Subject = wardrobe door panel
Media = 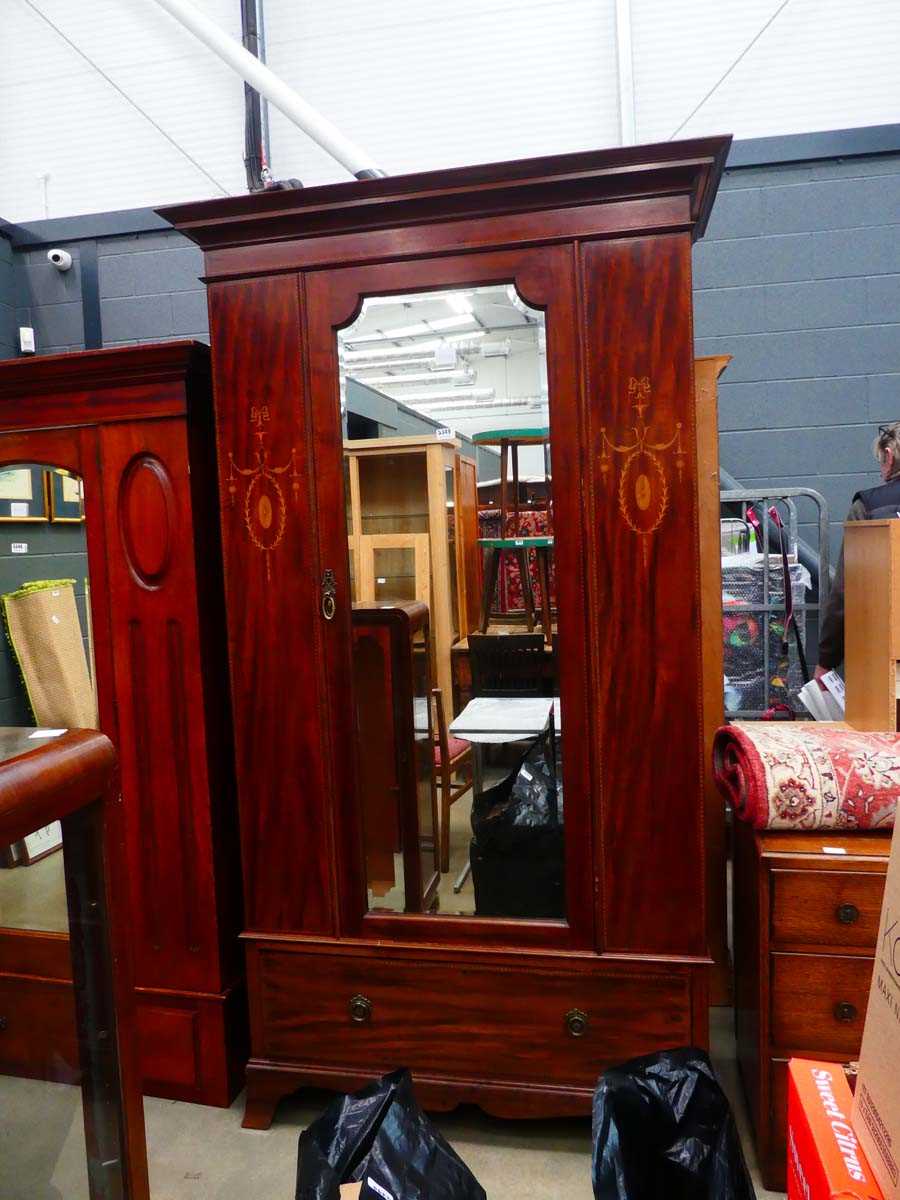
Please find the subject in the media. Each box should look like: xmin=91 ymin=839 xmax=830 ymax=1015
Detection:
xmin=581 ymin=233 xmax=706 ymax=958
xmin=207 ymin=276 xmax=335 ymax=935
xmin=99 ymin=419 xmax=222 ymax=991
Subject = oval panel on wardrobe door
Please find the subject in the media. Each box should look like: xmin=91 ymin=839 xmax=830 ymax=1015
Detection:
xmin=119 ymin=454 xmax=177 ymax=588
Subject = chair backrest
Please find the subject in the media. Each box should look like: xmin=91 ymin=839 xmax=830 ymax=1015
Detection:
xmin=431 ymin=687 xmax=449 ymax=761
xmin=468 ymin=633 xmax=545 ymax=697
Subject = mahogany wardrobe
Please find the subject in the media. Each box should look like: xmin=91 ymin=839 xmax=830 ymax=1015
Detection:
xmin=162 ymin=135 xmax=731 ymax=1127
xmin=0 ymin=343 xmax=244 ymax=1106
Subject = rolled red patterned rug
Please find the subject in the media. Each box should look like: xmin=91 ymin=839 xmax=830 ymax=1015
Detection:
xmin=712 ymin=722 xmax=900 ymax=830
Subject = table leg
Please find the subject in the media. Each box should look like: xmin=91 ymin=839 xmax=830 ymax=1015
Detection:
xmin=512 ymin=444 xmax=520 ymax=537
xmin=62 ymin=802 xmax=147 ymax=1200
xmin=453 ymin=745 xmax=482 ymax=894
xmin=516 ymin=547 xmax=535 ymax=632
xmin=537 ymin=546 xmax=552 ymax=644
xmin=499 ymin=440 xmax=509 ymax=535
xmin=480 ymin=546 xmax=501 ymax=633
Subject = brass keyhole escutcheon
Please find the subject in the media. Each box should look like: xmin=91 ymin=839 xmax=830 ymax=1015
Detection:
xmin=565 ymin=1008 xmax=588 ymax=1038
xmin=834 ymin=1001 xmax=857 ymax=1023
xmin=836 ymin=903 xmax=859 ymax=925
xmin=349 ymin=994 xmax=372 ymax=1024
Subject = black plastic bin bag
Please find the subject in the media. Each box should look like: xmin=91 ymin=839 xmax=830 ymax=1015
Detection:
xmin=591 ymin=1047 xmax=755 ymax=1200
xmin=296 ymin=1068 xmax=486 ymax=1200
xmin=469 ymin=730 xmax=564 ymax=918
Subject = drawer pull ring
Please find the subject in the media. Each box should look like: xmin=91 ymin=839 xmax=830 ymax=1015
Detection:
xmin=565 ymin=1008 xmax=588 ymax=1038
xmin=834 ymin=1001 xmax=858 ymax=1023
xmin=349 ymin=994 xmax=372 ymax=1024
xmin=836 ymin=903 xmax=860 ymax=925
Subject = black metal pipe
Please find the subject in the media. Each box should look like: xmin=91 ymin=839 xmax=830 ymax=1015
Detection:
xmin=240 ymin=0 xmax=269 ymax=191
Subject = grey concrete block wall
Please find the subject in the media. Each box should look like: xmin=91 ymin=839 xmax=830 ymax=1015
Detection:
xmin=14 ymin=243 xmax=86 ymax=354
xmin=0 ymin=235 xmax=15 ymax=360
xmin=694 ymin=150 xmax=900 ymax=562
xmin=98 ymin=230 xmax=207 ymax=348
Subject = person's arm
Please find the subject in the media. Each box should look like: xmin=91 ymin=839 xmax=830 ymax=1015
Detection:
xmin=816 ymin=497 xmax=867 ymax=680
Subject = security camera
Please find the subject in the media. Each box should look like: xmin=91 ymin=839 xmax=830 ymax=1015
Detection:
xmin=47 ymin=248 xmax=73 ymax=272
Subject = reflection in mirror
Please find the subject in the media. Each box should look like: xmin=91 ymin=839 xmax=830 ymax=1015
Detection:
xmin=339 ymin=285 xmax=561 ymax=920
xmin=0 ymin=466 xmax=95 ymax=936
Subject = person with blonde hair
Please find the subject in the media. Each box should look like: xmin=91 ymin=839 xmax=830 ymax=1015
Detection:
xmin=816 ymin=421 xmax=900 ymax=685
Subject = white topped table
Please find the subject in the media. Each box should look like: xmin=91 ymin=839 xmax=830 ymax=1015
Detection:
xmin=449 ymin=696 xmax=554 ymax=743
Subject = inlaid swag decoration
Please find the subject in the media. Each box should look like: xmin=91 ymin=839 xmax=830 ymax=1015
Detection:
xmin=226 ymin=403 xmax=301 ymax=580
xmin=600 ymin=376 xmax=685 ymax=564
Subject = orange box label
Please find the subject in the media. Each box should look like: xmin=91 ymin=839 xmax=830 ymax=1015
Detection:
xmin=788 ymin=1059 xmax=882 ymax=1200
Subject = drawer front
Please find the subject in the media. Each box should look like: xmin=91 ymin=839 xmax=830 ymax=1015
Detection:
xmin=0 ymin=976 xmax=78 ymax=1082
xmin=255 ymin=948 xmax=693 ymax=1088
xmin=772 ymin=870 xmax=885 ymax=951
xmin=771 ymin=953 xmax=872 ymax=1056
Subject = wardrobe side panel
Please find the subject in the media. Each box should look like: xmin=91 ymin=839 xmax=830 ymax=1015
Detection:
xmin=581 ymin=233 xmax=706 ymax=958
xmin=207 ymin=276 xmax=334 ymax=935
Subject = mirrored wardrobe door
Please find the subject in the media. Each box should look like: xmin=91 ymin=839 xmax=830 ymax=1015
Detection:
xmin=298 ymin=235 xmax=601 ymax=946
xmin=0 ymin=465 xmax=96 ymax=939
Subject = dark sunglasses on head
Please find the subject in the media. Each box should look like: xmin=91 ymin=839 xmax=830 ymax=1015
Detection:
xmin=878 ymin=424 xmax=896 ymax=445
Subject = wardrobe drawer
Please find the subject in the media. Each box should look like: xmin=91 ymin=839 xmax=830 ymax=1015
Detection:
xmin=771 ymin=953 xmax=872 ymax=1056
xmin=254 ymin=947 xmax=692 ymax=1088
xmin=771 ymin=870 xmax=885 ymax=951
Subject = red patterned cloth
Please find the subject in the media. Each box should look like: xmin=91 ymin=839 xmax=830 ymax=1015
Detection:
xmin=478 ymin=508 xmax=555 ymax=613
xmin=713 ymin=723 xmax=899 ymax=830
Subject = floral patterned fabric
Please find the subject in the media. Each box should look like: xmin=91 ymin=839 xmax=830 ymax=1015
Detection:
xmin=478 ymin=508 xmax=555 ymax=613
xmin=713 ymin=723 xmax=899 ymax=830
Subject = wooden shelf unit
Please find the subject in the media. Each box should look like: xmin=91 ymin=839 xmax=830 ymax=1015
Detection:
xmin=845 ymin=519 xmax=900 ymax=731
xmin=345 ymin=436 xmax=479 ymax=713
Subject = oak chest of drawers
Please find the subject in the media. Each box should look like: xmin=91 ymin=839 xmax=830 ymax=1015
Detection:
xmin=734 ymin=822 xmax=891 ymax=1191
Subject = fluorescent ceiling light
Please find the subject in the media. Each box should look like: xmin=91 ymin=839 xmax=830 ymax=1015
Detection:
xmin=443 ymin=330 xmax=485 ymax=345
xmin=445 ymin=293 xmax=473 ymax=314
xmin=400 ymin=387 xmax=494 ymax=404
xmin=414 ymin=398 xmax=532 ymax=411
xmin=346 ymin=314 xmax=473 ymax=343
xmin=348 ymin=321 xmax=431 ymax=343
xmin=357 ymin=370 xmax=473 ymax=386
xmin=428 ymin=314 xmax=475 ymax=331
xmin=340 ymin=330 xmax=485 ymax=360
xmin=345 ymin=356 xmax=437 ymax=372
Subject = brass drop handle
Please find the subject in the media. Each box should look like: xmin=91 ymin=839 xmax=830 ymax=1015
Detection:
xmin=349 ymin=994 xmax=372 ymax=1024
xmin=321 ymin=569 xmax=337 ymax=621
xmin=565 ymin=1008 xmax=588 ymax=1038
xmin=836 ymin=903 xmax=860 ymax=925
xmin=834 ymin=1001 xmax=858 ymax=1023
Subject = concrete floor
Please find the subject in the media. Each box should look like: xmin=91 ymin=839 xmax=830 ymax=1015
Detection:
xmin=0 ymin=1007 xmax=781 ymax=1200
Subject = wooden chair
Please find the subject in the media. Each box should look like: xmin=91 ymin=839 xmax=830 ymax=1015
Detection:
xmin=432 ymin=687 xmax=475 ymax=873
xmin=468 ymin=632 xmax=546 ymax=697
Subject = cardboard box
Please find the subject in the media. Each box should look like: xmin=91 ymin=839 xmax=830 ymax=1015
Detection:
xmin=853 ymin=823 xmax=900 ymax=1200
xmin=788 ymin=1058 xmax=882 ymax=1200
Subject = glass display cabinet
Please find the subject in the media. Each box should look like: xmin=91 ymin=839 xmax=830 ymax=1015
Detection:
xmin=161 ymin=135 xmax=730 ymax=1129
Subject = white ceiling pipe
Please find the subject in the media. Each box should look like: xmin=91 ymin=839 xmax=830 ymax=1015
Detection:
xmin=147 ymin=0 xmax=385 ymax=180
